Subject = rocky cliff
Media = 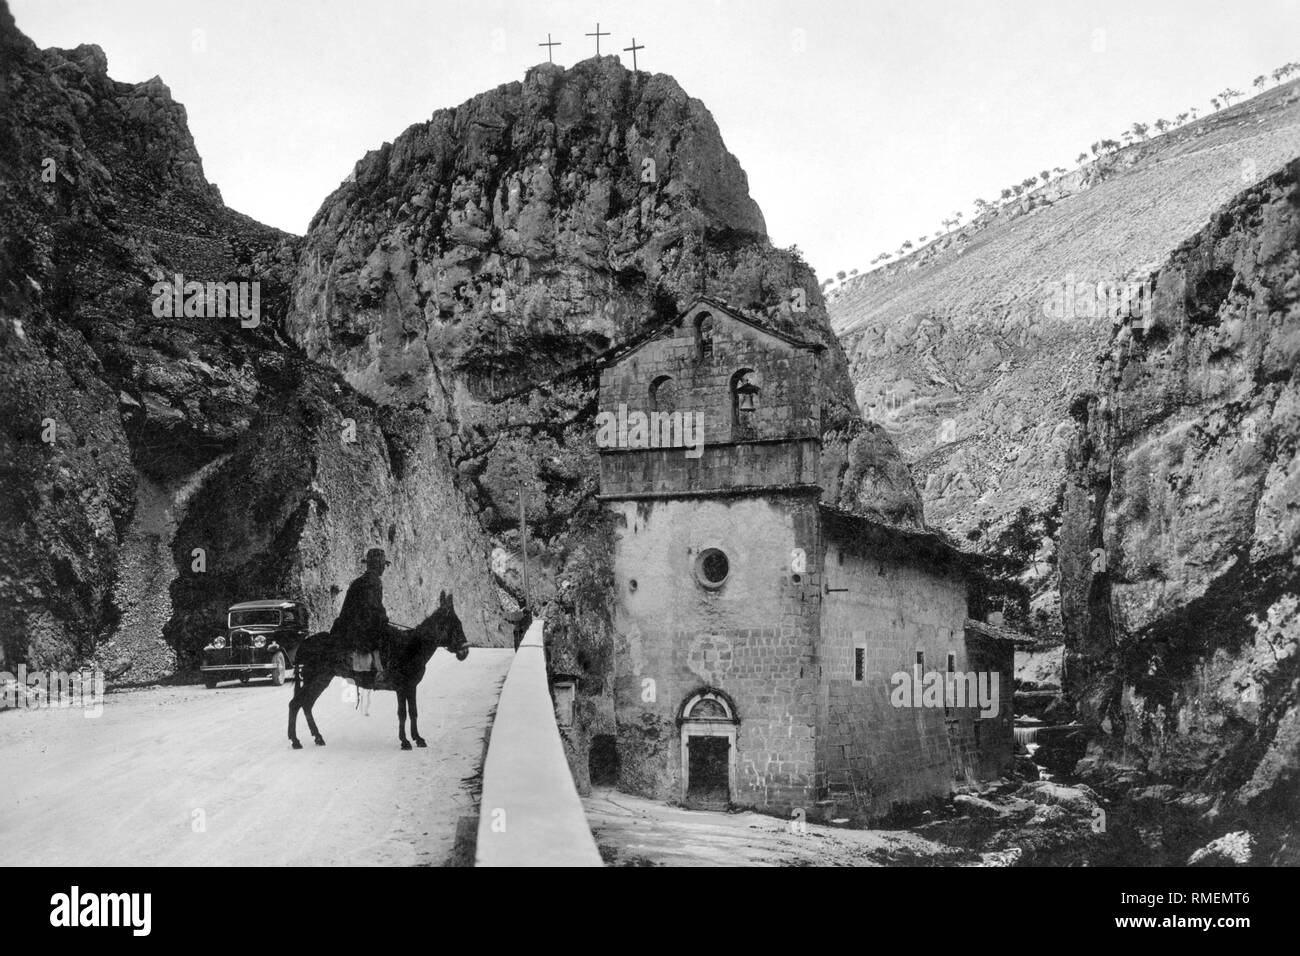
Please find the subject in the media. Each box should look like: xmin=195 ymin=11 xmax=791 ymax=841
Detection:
xmin=828 ymin=82 xmax=1300 ymax=636
xmin=1 ymin=8 xmax=921 ymax=688
xmin=284 ymin=56 xmax=926 ymax=632
xmin=0 ymin=1 xmax=507 ymax=683
xmin=1060 ymin=159 xmax=1300 ymax=864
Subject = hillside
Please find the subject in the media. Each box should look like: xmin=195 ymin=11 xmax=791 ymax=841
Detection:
xmin=826 ymin=79 xmax=1300 ymax=631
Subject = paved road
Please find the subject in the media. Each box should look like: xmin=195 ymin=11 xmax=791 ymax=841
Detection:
xmin=0 ymin=648 xmax=512 ymax=866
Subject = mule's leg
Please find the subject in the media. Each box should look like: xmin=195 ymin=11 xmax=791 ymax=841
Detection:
xmin=397 ymin=690 xmax=411 ymax=750
xmin=302 ymin=673 xmax=333 ymax=746
xmin=409 ymin=684 xmax=426 ymax=748
xmin=288 ymin=682 xmax=303 ymax=749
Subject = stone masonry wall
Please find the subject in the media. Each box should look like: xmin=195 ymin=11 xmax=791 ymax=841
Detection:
xmin=599 ymin=440 xmax=819 ymax=497
xmin=817 ymin=536 xmax=970 ymax=814
xmin=599 ymin=302 xmax=823 ymax=448
xmin=609 ymin=493 xmax=822 ymax=809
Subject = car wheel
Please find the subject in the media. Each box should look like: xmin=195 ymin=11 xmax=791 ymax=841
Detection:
xmin=204 ymin=674 xmax=219 ymax=689
xmin=269 ymin=652 xmax=286 ymax=686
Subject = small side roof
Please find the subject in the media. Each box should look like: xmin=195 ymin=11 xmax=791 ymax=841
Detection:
xmin=964 ymin=618 xmax=1037 ymax=646
xmin=818 ymin=503 xmax=985 ymax=575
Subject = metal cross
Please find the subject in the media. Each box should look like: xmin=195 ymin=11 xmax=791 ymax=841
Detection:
xmin=586 ymin=22 xmax=610 ymax=56
xmin=623 ymin=37 xmax=645 ymax=71
xmin=538 ymin=33 xmax=561 ymax=63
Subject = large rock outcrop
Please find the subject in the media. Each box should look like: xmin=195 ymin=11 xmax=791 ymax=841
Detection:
xmin=1060 ymin=159 xmax=1300 ymax=862
xmin=285 ymin=56 xmax=927 ymax=617
xmin=1 ymin=8 xmax=920 ymax=686
xmin=0 ymin=2 xmax=507 ymax=683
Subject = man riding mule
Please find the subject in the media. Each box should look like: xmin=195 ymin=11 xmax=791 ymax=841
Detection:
xmin=332 ymin=547 xmax=393 ymax=683
xmin=289 ymin=589 xmax=470 ymax=749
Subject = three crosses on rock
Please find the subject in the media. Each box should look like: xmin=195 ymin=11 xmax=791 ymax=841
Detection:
xmin=538 ymin=24 xmax=645 ymax=70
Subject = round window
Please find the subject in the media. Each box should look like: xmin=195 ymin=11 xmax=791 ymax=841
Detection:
xmin=695 ymin=548 xmax=730 ymax=588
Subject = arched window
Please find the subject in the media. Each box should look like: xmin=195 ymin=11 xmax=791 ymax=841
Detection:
xmin=730 ymin=368 xmax=759 ymax=429
xmin=649 ymin=375 xmax=676 ymax=411
xmin=679 ymin=690 xmax=737 ymax=723
xmin=695 ymin=312 xmax=714 ymax=360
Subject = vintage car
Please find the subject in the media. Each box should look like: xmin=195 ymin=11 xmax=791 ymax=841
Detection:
xmin=201 ymin=599 xmax=308 ymax=688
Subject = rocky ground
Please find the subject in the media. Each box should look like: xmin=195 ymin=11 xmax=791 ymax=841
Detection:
xmin=585 ymin=779 xmax=1116 ymax=867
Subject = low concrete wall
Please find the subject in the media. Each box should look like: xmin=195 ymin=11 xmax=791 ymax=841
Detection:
xmin=475 ymin=619 xmax=603 ymax=867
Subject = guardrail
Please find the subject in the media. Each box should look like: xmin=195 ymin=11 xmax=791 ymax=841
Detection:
xmin=475 ymin=618 xmax=603 ymax=866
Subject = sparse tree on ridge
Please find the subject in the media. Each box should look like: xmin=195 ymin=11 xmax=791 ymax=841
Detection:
xmin=1175 ymin=112 xmax=1189 ymax=125
xmin=1153 ymin=118 xmax=1169 ymax=134
xmin=1254 ymin=75 xmax=1268 ymax=91
xmin=836 ymin=270 xmax=846 ymax=280
xmin=1210 ymin=98 xmax=1221 ymax=111
xmin=1077 ymin=152 xmax=1088 ymax=165
xmin=1190 ymin=106 xmax=1199 ymax=120
xmin=1001 ymin=187 xmax=1013 ymax=201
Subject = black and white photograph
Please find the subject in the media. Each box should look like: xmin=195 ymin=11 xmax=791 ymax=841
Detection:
xmin=1 ymin=0 xmax=1297 ymax=914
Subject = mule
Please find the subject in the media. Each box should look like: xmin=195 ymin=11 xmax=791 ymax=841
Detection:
xmin=288 ymin=590 xmax=470 ymax=750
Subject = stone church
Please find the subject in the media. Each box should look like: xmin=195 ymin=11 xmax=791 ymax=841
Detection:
xmin=595 ymin=297 xmax=1021 ymax=817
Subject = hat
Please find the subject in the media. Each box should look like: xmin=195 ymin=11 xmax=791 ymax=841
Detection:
xmin=364 ymin=548 xmax=391 ymax=567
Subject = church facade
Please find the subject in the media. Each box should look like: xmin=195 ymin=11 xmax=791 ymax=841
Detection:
xmin=595 ymin=298 xmax=1017 ymax=817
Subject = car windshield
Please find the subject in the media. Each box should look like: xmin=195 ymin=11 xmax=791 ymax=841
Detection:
xmin=229 ymin=608 xmax=281 ymax=628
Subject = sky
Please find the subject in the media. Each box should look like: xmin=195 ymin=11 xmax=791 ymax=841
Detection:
xmin=12 ymin=0 xmax=1299 ymax=282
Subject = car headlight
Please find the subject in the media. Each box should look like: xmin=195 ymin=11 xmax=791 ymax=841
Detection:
xmin=211 ymin=635 xmax=226 ymax=649
xmin=252 ymin=634 xmax=266 ymax=648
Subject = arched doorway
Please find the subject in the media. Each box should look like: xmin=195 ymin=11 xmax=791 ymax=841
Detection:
xmin=678 ymin=689 xmax=738 ymax=808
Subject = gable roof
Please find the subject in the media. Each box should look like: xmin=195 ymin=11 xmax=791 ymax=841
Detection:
xmin=690 ymin=297 xmax=827 ymax=352
xmin=602 ymin=297 xmax=825 ymax=368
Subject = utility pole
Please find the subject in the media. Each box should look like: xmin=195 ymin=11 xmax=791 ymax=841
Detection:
xmin=518 ymin=485 xmax=530 ymax=611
